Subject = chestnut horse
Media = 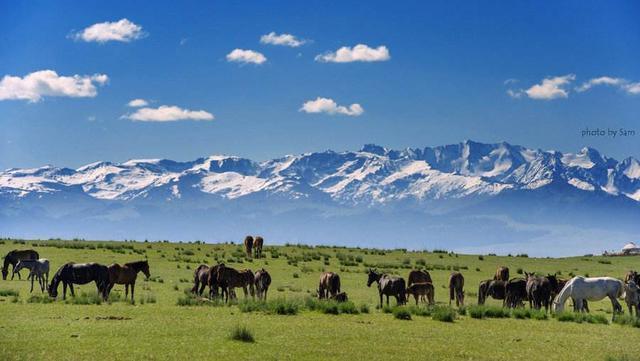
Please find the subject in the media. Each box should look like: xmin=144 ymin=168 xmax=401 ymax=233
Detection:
xmin=107 ymin=260 xmax=151 ymax=301
xmin=406 ymin=282 xmax=435 ymax=305
xmin=254 ymin=268 xmax=271 ymax=300
xmin=494 ymin=266 xmax=510 ymax=282
xmin=243 ymin=236 xmax=254 ymax=258
xmin=3 ymin=249 xmax=39 ymax=280
xmin=449 ymin=272 xmax=465 ymax=306
xmin=317 ymin=272 xmax=341 ymax=299
xmin=191 ymin=264 xmax=210 ymax=296
xmin=253 ymin=236 xmax=264 ymax=259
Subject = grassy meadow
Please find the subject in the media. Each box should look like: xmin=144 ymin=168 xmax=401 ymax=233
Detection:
xmin=0 ymin=238 xmax=639 ymax=361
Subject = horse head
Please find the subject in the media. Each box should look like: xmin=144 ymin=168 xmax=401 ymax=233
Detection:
xmin=366 ymin=269 xmax=380 ymax=287
xmin=141 ymin=261 xmax=151 ymax=279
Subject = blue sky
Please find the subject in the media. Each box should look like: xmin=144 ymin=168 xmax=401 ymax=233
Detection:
xmin=1 ymin=1 xmax=639 ymax=169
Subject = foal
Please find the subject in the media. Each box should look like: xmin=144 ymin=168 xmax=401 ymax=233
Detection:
xmin=14 ymin=259 xmax=50 ymax=293
xmin=107 ymin=260 xmax=151 ymax=301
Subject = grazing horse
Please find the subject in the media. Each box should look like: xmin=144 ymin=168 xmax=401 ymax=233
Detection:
xmin=253 ymin=236 xmax=264 ymax=259
xmin=525 ymin=272 xmax=552 ymax=311
xmin=206 ymin=264 xmax=223 ymax=298
xmin=478 ymin=279 xmax=505 ymax=305
xmin=254 ymin=268 xmax=271 ymax=301
xmin=553 ymin=276 xmax=624 ymax=316
xmin=48 ymin=262 xmax=110 ymax=300
xmin=407 ymin=269 xmax=432 ymax=287
xmin=3 ymin=249 xmax=39 ymax=280
xmin=449 ymin=272 xmax=465 ymax=307
xmin=317 ymin=272 xmax=341 ymax=299
xmin=243 ymin=236 xmax=254 ymax=258
xmin=624 ymin=281 xmax=640 ymax=316
xmin=191 ymin=264 xmax=210 ymax=296
xmin=14 ymin=259 xmax=50 ymax=293
xmin=505 ymin=278 xmax=527 ymax=308
xmin=406 ymin=282 xmax=435 ymax=305
xmin=107 ymin=260 xmax=150 ymax=301
xmin=216 ymin=264 xmax=254 ymax=302
xmin=366 ymin=269 xmax=406 ymax=306
xmin=494 ymin=266 xmax=510 ymax=282
xmin=331 ymin=292 xmax=348 ymax=302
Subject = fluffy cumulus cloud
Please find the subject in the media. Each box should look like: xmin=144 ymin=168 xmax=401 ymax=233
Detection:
xmin=300 ymin=97 xmax=364 ymax=116
xmin=226 ymin=49 xmax=267 ymax=65
xmin=124 ymin=105 xmax=214 ymax=122
xmin=260 ymin=32 xmax=306 ymax=47
xmin=315 ymin=44 xmax=390 ymax=63
xmin=72 ymin=19 xmax=145 ymax=43
xmin=507 ymin=74 xmax=575 ymax=100
xmin=576 ymin=76 xmax=640 ymax=95
xmin=127 ymin=98 xmax=148 ymax=107
xmin=0 ymin=70 xmax=108 ymax=102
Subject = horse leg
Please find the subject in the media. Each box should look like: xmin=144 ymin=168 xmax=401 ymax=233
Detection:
xmin=29 ymin=274 xmax=34 ymax=293
xmin=386 ymin=295 xmax=390 ymax=306
xmin=62 ymin=283 xmax=67 ymax=300
xmin=130 ymin=283 xmax=135 ymax=301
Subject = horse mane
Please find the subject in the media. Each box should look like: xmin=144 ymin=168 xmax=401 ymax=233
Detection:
xmin=125 ymin=260 xmax=148 ymax=270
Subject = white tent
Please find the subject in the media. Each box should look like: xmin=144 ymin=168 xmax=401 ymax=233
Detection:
xmin=622 ymin=242 xmax=640 ymax=255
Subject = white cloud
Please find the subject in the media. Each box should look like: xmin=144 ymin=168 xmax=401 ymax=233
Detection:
xmin=300 ymin=97 xmax=364 ymax=116
xmin=124 ymin=105 xmax=214 ymax=122
xmin=315 ymin=44 xmax=390 ymax=63
xmin=226 ymin=49 xmax=267 ymax=65
xmin=260 ymin=32 xmax=306 ymax=47
xmin=72 ymin=19 xmax=145 ymax=43
xmin=0 ymin=70 xmax=108 ymax=102
xmin=577 ymin=76 xmax=640 ymax=95
xmin=506 ymin=89 xmax=523 ymax=99
xmin=524 ymin=74 xmax=575 ymax=100
xmin=127 ymin=98 xmax=148 ymax=107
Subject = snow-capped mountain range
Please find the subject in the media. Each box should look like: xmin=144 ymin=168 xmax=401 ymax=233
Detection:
xmin=2 ymin=140 xmax=639 ymax=256
xmin=2 ymin=140 xmax=639 ymax=203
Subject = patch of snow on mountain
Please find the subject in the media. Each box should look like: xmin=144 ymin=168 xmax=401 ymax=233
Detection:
xmin=568 ymin=178 xmax=595 ymax=191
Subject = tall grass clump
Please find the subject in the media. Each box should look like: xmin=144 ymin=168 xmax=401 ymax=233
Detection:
xmin=66 ymin=292 xmax=103 ymax=305
xmin=511 ymin=308 xmax=548 ymax=320
xmin=556 ymin=312 xmax=608 ymax=325
xmin=431 ymin=306 xmax=457 ymax=322
xmin=612 ymin=314 xmax=640 ymax=328
xmin=229 ymin=325 xmax=255 ymax=343
xmin=467 ymin=305 xmax=510 ymax=319
xmin=393 ymin=307 xmax=412 ymax=320
xmin=0 ymin=289 xmax=19 ymax=297
xmin=27 ymin=294 xmax=54 ymax=304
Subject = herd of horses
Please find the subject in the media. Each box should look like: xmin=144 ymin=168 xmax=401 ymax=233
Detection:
xmin=2 ymin=249 xmax=150 ymax=301
xmin=3 ymin=246 xmax=640 ymax=318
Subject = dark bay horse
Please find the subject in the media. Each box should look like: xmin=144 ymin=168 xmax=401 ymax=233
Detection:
xmin=367 ymin=269 xmax=406 ymax=306
xmin=243 ymin=236 xmax=254 ymax=258
xmin=206 ymin=264 xmax=223 ymax=298
xmin=254 ymin=268 xmax=271 ymax=301
xmin=449 ymin=272 xmax=465 ymax=306
xmin=407 ymin=269 xmax=432 ymax=287
xmin=317 ymin=272 xmax=341 ymax=299
xmin=505 ymin=278 xmax=527 ymax=308
xmin=48 ymin=262 xmax=110 ymax=300
xmin=3 ymin=249 xmax=39 ymax=280
xmin=191 ymin=264 xmax=210 ymax=296
xmin=253 ymin=236 xmax=264 ymax=259
xmin=478 ymin=279 xmax=506 ymax=305
xmin=216 ymin=264 xmax=254 ymax=302
xmin=525 ymin=272 xmax=552 ymax=311
xmin=107 ymin=260 xmax=150 ymax=301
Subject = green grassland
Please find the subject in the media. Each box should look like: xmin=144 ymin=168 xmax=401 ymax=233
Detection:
xmin=0 ymin=238 xmax=639 ymax=361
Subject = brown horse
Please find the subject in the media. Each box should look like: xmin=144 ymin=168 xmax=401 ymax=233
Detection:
xmin=624 ymin=270 xmax=639 ymax=285
xmin=107 ymin=260 xmax=150 ymax=301
xmin=243 ymin=236 xmax=254 ymax=258
xmin=216 ymin=264 xmax=254 ymax=302
xmin=449 ymin=272 xmax=465 ymax=306
xmin=331 ymin=292 xmax=348 ymax=302
xmin=478 ymin=279 xmax=505 ymax=305
xmin=3 ymin=249 xmax=39 ymax=280
xmin=254 ymin=268 xmax=271 ymax=301
xmin=524 ymin=272 xmax=552 ymax=311
xmin=253 ymin=236 xmax=264 ymax=259
xmin=206 ymin=264 xmax=223 ymax=298
xmin=505 ymin=278 xmax=527 ymax=308
xmin=191 ymin=264 xmax=210 ymax=296
xmin=317 ymin=272 xmax=341 ymax=299
xmin=407 ymin=269 xmax=432 ymax=287
xmin=494 ymin=266 xmax=510 ymax=282
xmin=406 ymin=282 xmax=435 ymax=305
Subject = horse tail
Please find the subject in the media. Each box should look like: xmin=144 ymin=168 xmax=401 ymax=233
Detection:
xmin=449 ymin=283 xmax=454 ymax=301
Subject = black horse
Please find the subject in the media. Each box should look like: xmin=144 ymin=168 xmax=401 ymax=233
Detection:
xmin=48 ymin=262 xmax=110 ymax=300
xmin=478 ymin=279 xmax=506 ymax=305
xmin=367 ymin=269 xmax=406 ymax=306
xmin=2 ymin=249 xmax=39 ymax=280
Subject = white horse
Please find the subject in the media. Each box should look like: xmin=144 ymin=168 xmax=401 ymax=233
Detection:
xmin=14 ymin=259 xmax=50 ymax=293
xmin=552 ymin=276 xmax=624 ymax=315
